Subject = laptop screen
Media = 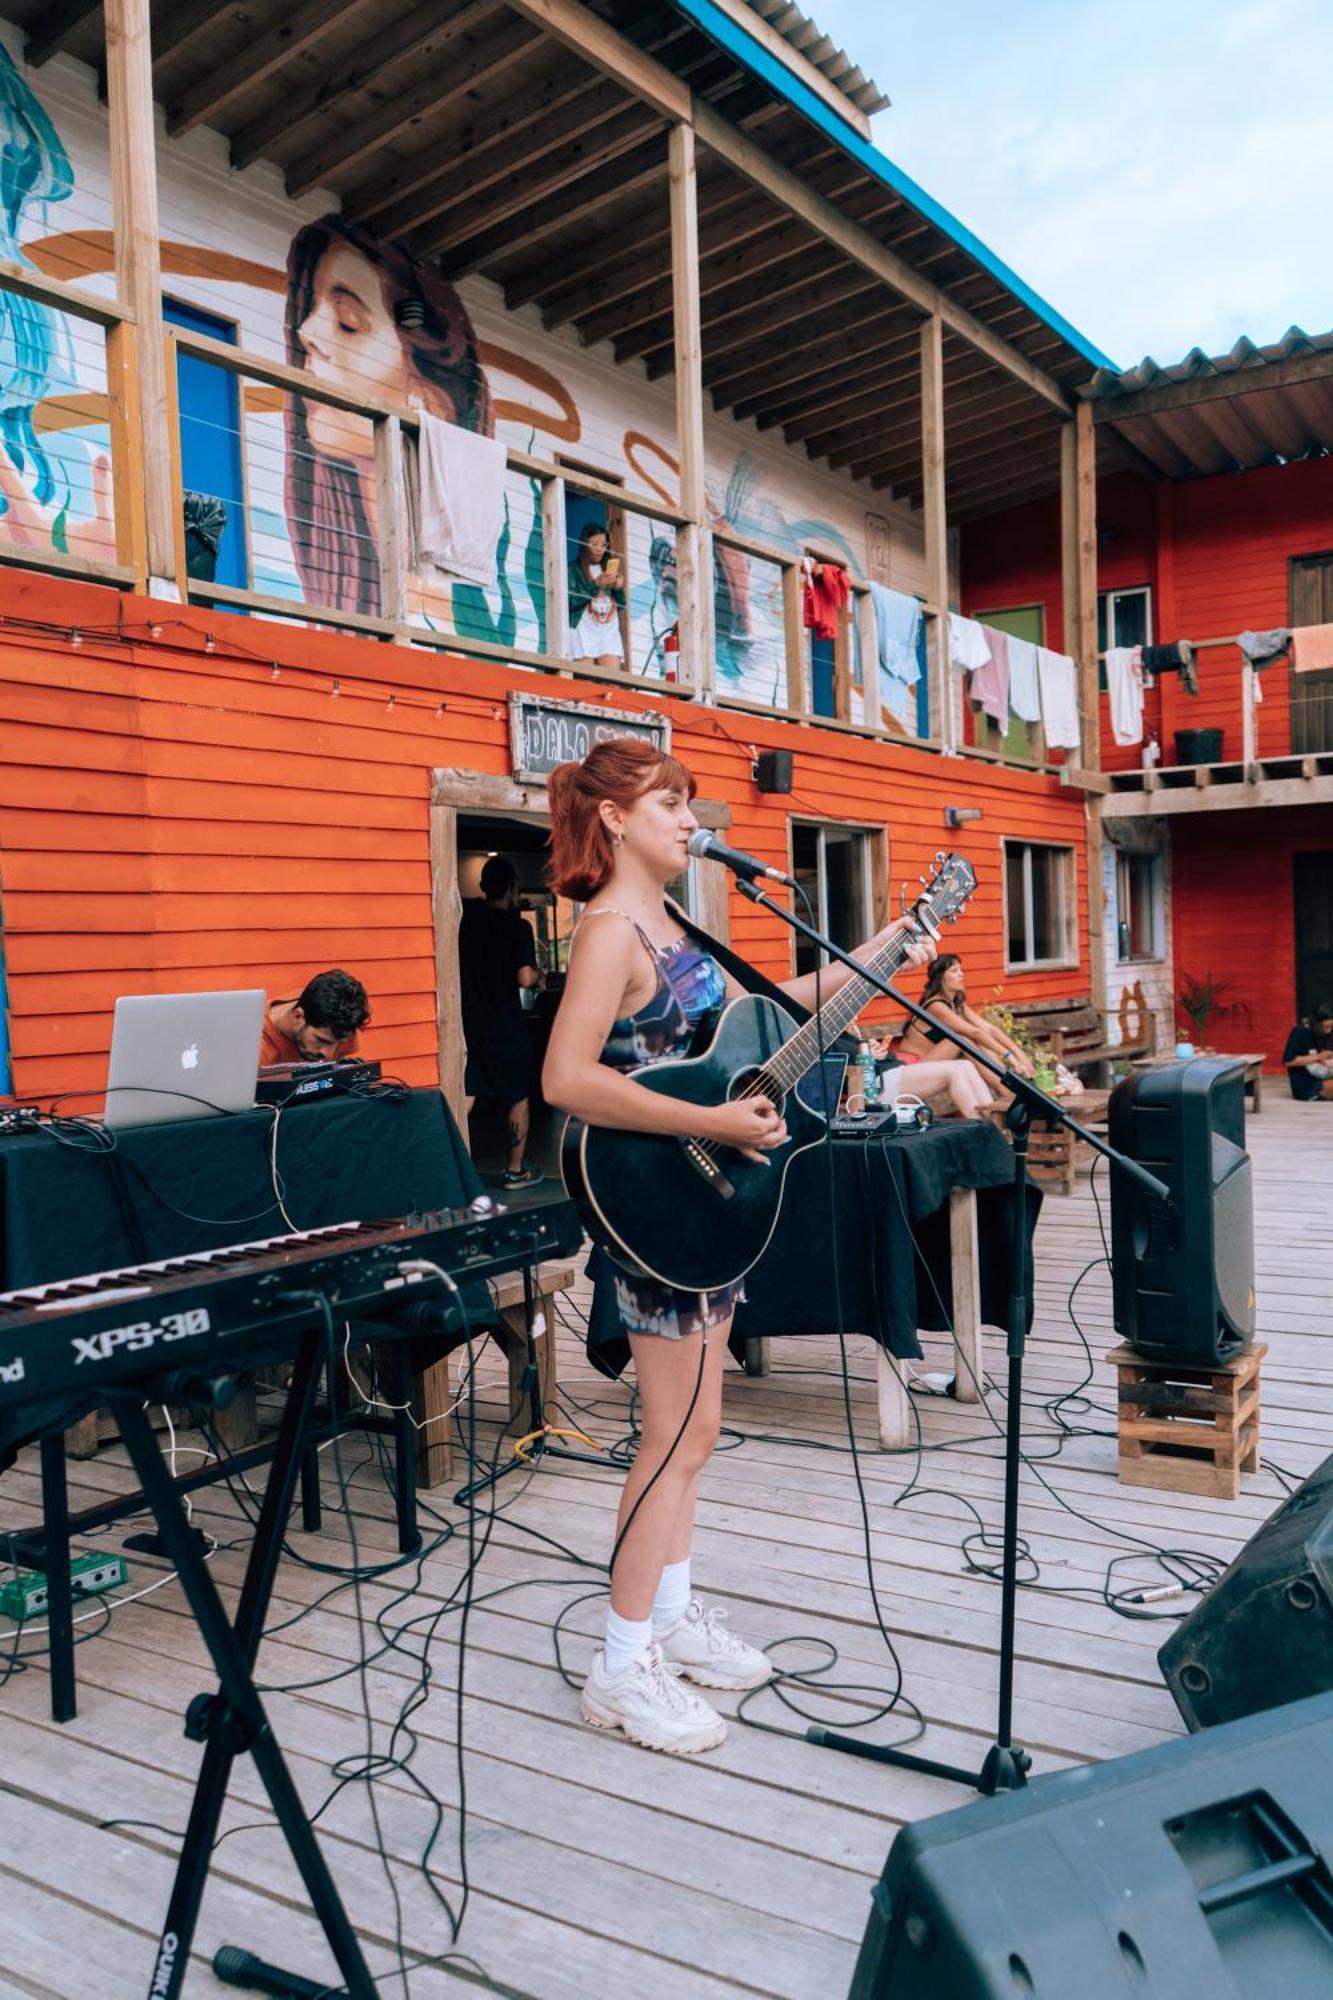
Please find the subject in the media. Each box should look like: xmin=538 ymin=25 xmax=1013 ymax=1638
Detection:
xmin=794 ymin=1049 xmax=848 ymax=1117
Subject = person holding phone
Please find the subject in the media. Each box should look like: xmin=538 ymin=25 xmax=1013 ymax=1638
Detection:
xmin=569 ymin=522 xmax=626 ymax=669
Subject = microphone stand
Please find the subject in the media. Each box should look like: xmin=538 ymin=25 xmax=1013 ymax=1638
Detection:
xmin=735 ymin=875 xmax=1169 ymax=1795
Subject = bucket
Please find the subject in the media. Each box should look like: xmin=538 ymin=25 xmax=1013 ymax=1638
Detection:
xmin=1174 ymin=727 xmax=1223 ymax=765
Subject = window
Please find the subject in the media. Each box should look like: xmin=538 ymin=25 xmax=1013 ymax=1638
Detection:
xmin=1097 ymin=587 xmax=1152 ymax=690
xmin=165 ymin=299 xmax=248 ymax=589
xmin=1116 ymin=850 xmax=1164 ymax=962
xmin=790 ymin=822 xmax=878 ymax=977
xmin=970 ymin=602 xmax=1044 ymax=756
xmin=1004 ymin=840 xmax=1076 ymax=968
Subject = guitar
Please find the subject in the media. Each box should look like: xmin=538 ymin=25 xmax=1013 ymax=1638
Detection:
xmin=561 ymin=851 xmax=978 ymax=1293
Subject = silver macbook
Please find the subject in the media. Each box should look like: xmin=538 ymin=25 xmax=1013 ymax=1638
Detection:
xmin=104 ymin=989 xmax=267 ymax=1129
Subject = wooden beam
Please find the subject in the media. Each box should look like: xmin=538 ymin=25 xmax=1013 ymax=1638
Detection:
xmin=1073 ymin=399 xmax=1099 ymax=771
xmin=920 ymin=317 xmax=951 ymax=748
xmin=626 ymin=240 xmax=848 ymax=364
xmin=505 ymin=0 xmax=691 ymax=123
xmin=440 ymin=136 xmax=666 ymax=277
xmin=540 ymin=474 xmax=569 ymax=658
xmin=692 ymin=101 xmax=1073 ymax=412
xmin=148 ymin=0 xmax=230 ymax=71
xmin=1093 ymin=345 xmax=1333 ymax=424
xmin=27 ymin=0 xmax=102 ymax=68
xmin=715 ymin=300 xmax=915 ymax=405
xmin=287 ymin=13 xmax=537 ymax=200
xmin=0 ymin=257 xmax=131 ymax=327
xmin=650 ymin=268 xmax=882 ymax=379
xmin=229 ymin=0 xmax=488 ymax=171
xmin=702 ymin=0 xmax=875 ymax=139
xmin=373 ymin=415 xmax=407 ymax=630
xmin=104 ymin=318 xmax=147 ymax=587
xmin=575 ymin=209 xmax=821 ymax=349
xmin=106 ymin=0 xmax=178 ymax=593
xmin=670 ymin=123 xmax=711 ymax=697
xmin=166 ymin=0 xmax=369 ymax=137
xmin=842 ymin=408 xmax=1057 ymax=488
xmin=803 ymin=370 xmax=1036 ymax=463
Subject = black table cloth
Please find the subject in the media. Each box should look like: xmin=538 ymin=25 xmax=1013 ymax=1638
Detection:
xmin=734 ymin=1118 xmax=1040 ymax=1361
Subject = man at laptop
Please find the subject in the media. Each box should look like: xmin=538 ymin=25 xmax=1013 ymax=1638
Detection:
xmin=260 ymin=969 xmax=370 ymax=1068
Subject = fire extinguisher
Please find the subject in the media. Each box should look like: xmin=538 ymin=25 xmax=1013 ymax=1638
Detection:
xmin=662 ymin=623 xmax=679 ymax=682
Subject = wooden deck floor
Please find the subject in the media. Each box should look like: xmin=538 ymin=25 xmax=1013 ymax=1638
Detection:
xmin=1 ymin=1097 xmax=1329 ymax=1997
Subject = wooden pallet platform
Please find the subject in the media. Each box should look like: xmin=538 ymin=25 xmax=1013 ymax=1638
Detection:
xmin=1111 ymin=1341 xmax=1266 ymax=1499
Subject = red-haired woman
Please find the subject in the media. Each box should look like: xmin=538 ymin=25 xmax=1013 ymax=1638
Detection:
xmin=543 ymin=739 xmax=928 ymax=1755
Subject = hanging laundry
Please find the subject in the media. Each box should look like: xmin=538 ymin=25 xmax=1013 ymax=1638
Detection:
xmin=802 ymin=561 xmax=852 ymax=640
xmin=868 ymin=583 xmax=922 ymax=729
xmin=413 ymin=410 xmax=506 ymax=590
xmin=1140 ymin=639 xmax=1198 ymax=695
xmin=969 ymin=626 xmax=1010 ymax=725
xmin=1106 ymin=645 xmax=1145 ymax=746
xmin=1006 ymin=636 xmax=1041 ymax=722
xmin=1291 ymin=624 xmax=1333 ymax=673
xmin=948 ymin=612 xmax=992 ymax=673
xmin=1036 ymin=648 xmax=1081 ymax=749
xmin=1238 ymin=628 xmax=1291 ymax=669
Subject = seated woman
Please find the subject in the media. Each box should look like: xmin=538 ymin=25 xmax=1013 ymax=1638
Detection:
xmin=893 ymin=953 xmax=1036 ymax=1082
xmin=1283 ymin=1004 xmax=1333 ymax=1101
xmin=866 ymin=1038 xmax=995 ymax=1119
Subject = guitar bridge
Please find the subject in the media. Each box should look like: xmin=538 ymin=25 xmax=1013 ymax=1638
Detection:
xmin=678 ymin=1137 xmax=735 ymax=1200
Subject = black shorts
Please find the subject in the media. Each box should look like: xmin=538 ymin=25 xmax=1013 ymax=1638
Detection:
xmin=464 ymin=1032 xmax=532 ymax=1108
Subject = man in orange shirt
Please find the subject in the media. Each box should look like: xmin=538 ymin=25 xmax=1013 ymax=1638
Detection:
xmin=260 ymin=969 xmax=370 ymax=1067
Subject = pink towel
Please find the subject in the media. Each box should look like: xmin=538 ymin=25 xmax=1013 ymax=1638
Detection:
xmin=970 ymin=627 xmax=1010 ymax=724
xmin=1292 ymin=624 xmax=1333 ymax=672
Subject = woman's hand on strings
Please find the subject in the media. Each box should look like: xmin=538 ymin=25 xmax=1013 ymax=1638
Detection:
xmin=706 ymin=1094 xmax=788 ymax=1163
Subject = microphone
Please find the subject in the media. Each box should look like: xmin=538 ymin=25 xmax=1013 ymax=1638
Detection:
xmin=212 ymin=1945 xmax=335 ymax=1996
xmin=686 ymin=828 xmax=795 ymax=887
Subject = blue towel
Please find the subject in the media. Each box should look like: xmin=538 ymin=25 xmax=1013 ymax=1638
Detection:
xmin=869 ymin=583 xmax=922 ymax=727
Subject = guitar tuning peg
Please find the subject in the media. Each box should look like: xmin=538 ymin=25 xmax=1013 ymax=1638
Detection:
xmin=935 ymin=850 xmax=947 ymax=864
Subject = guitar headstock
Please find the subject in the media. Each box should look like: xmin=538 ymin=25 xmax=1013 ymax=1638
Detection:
xmin=907 ymin=851 xmax=977 ymax=937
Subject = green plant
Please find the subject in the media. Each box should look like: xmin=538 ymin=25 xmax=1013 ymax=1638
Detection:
xmin=984 ymin=1003 xmax=1049 ymax=1063
xmin=1176 ymin=971 xmax=1252 ymax=1045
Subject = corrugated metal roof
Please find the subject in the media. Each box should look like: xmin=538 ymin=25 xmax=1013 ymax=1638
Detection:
xmin=1088 ymin=326 xmax=1333 ymax=479
xmin=743 ymin=0 xmax=891 ymax=115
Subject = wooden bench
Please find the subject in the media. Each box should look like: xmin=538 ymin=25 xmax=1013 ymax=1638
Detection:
xmin=1005 ymin=979 xmax=1157 ymax=1084
xmin=983 ymin=1087 xmax=1112 ymax=1196
xmin=743 ymin=1187 xmax=985 ymax=1448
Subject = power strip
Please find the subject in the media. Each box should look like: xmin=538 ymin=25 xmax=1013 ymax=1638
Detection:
xmin=0 ymin=1551 xmax=130 ymax=1621
xmin=0 ymin=1107 xmax=42 ymax=1137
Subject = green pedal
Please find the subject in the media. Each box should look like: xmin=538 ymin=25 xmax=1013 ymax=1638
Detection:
xmin=0 ymin=1551 xmax=130 ymax=1621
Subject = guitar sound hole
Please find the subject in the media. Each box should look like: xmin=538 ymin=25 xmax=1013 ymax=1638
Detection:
xmin=726 ymin=1069 xmax=785 ymax=1117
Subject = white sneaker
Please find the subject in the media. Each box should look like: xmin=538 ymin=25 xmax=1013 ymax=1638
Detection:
xmin=581 ymin=1643 xmax=727 ymax=1755
xmin=657 ymin=1599 xmax=772 ymax=1690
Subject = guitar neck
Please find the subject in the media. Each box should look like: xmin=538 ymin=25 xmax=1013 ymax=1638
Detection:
xmin=767 ymin=926 xmax=923 ymax=1091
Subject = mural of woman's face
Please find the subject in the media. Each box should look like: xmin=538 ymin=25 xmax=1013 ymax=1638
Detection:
xmin=296 ymin=243 xmax=411 ymax=450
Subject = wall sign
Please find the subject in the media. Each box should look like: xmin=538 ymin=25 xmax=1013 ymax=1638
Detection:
xmin=508 ymin=693 xmax=671 ymax=785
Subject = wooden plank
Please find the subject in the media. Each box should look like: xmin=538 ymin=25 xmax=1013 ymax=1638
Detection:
xmin=373 ymin=415 xmax=407 ymax=631
xmin=670 ymin=123 xmax=710 ymax=698
xmin=430 ymin=796 xmax=467 ymax=1129
xmin=781 ymin=563 xmax=805 ymax=713
xmin=105 ymin=0 xmax=177 ymax=594
xmin=920 ymin=316 xmax=951 ymax=748
xmin=541 ymin=472 xmax=570 ymax=659
xmin=0 ymin=257 xmax=132 ymax=327
xmin=505 ymin=0 xmax=692 ymax=123
xmin=25 ymin=0 xmax=101 ymax=67
xmin=1095 ymin=345 xmax=1333 ymax=423
xmin=166 ymin=0 xmax=370 ymax=137
xmin=948 ymin=1187 xmax=983 ymax=1403
xmin=702 ymin=0 xmax=875 ymax=139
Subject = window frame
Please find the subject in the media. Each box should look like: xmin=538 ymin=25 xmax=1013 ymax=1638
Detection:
xmin=786 ymin=817 xmax=885 ymax=977
xmin=1114 ymin=848 xmax=1166 ymax=964
xmin=1002 ymin=837 xmax=1079 ymax=972
xmin=1096 ymin=586 xmax=1154 ymax=690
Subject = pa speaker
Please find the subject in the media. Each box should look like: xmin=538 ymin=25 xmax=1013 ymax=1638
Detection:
xmin=1108 ymin=1055 xmax=1255 ymax=1365
xmin=753 ymin=748 xmax=793 ymax=793
xmin=1160 ymin=1453 xmax=1333 ymax=1731
xmin=850 ymin=1692 xmax=1333 ymax=1999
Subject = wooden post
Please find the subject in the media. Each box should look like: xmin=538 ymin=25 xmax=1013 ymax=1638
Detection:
xmin=1062 ymin=401 xmax=1108 ymax=1010
xmin=948 ymin=1187 xmax=983 ymax=1403
xmin=782 ymin=561 xmax=805 ymax=712
xmin=430 ymin=799 xmax=467 ymax=1127
xmin=105 ymin=0 xmax=179 ymax=595
xmin=669 ymin=123 xmax=711 ymax=696
xmin=920 ymin=315 xmax=952 ymax=747
xmin=541 ymin=472 xmax=570 ymax=660
xmin=104 ymin=319 xmax=147 ymax=587
xmin=374 ymin=413 xmax=408 ymax=631
xmin=1241 ymin=658 xmax=1257 ymax=770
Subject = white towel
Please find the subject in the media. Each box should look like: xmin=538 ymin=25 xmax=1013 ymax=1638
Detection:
xmin=1006 ymin=636 xmax=1041 ymax=722
xmin=1036 ymin=647 xmax=1081 ymax=749
xmin=1106 ymin=645 xmax=1144 ymax=746
xmin=414 ymin=410 xmax=506 ymax=591
xmin=948 ymin=612 xmax=991 ymax=672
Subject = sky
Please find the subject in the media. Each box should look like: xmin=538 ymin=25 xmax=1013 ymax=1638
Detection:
xmin=809 ymin=0 xmax=1333 ymax=372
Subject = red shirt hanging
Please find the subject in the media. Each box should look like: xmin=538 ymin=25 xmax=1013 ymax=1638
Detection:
xmin=802 ymin=562 xmax=851 ymax=641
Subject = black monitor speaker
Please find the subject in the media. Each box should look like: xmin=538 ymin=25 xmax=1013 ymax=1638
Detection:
xmin=753 ymin=748 xmax=793 ymax=793
xmin=849 ymin=1692 xmax=1333 ymax=1999
xmin=1160 ymin=1452 xmax=1333 ymax=1731
xmin=1108 ymin=1056 xmax=1255 ymax=1366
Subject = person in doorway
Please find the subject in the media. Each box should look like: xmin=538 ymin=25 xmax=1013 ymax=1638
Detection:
xmin=894 ymin=953 xmax=1036 ymax=1079
xmin=542 ymin=737 xmax=930 ymax=1756
xmin=260 ymin=969 xmax=370 ymax=1066
xmin=1283 ymin=1004 xmax=1333 ymax=1101
xmin=568 ymin=521 xmax=626 ymax=670
xmin=460 ymin=856 xmax=544 ymax=1188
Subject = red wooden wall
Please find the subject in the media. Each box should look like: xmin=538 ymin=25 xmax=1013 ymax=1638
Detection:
xmin=0 ymin=574 xmax=1092 ymax=1103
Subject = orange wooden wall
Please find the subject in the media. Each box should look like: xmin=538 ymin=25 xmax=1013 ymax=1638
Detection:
xmin=0 ymin=573 xmax=1091 ymax=1104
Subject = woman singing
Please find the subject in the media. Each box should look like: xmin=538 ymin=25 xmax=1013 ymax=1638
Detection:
xmin=543 ymin=738 xmax=928 ymax=1755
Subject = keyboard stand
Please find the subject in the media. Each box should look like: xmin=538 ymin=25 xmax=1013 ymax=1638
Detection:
xmin=109 ymin=1324 xmax=375 ymax=2000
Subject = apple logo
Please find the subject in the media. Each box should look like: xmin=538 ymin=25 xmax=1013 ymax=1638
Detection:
xmin=180 ymin=1043 xmax=200 ymax=1071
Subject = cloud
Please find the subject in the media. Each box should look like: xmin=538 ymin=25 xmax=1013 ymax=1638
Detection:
xmin=809 ymin=0 xmax=1333 ymax=367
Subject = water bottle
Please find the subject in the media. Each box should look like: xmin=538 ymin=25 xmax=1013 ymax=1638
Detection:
xmin=854 ymin=1039 xmax=880 ymax=1110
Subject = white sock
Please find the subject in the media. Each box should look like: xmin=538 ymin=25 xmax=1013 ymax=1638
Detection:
xmin=603 ymin=1606 xmax=653 ymax=1678
xmin=651 ymin=1558 xmax=692 ymax=1637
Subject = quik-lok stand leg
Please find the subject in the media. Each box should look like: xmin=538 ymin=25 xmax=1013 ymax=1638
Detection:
xmin=455 ymin=1261 xmax=605 ymax=1505
xmin=110 ymin=1324 xmax=375 ymax=2000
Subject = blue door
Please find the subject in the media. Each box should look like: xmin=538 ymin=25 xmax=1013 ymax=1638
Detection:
xmin=165 ymin=299 xmax=247 ymax=589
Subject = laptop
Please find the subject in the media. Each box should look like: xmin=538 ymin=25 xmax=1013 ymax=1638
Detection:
xmin=795 ymin=1049 xmax=850 ymax=1118
xmin=103 ymin=989 xmax=267 ymax=1130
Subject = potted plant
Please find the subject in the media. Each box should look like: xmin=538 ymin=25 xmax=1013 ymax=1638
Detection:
xmin=1176 ymin=972 xmax=1251 ymax=1049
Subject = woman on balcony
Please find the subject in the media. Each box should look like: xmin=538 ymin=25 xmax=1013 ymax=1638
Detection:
xmin=567 ymin=521 xmax=626 ymax=670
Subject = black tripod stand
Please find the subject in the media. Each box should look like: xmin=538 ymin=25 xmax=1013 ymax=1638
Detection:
xmin=738 ymin=875 xmax=1169 ymax=1796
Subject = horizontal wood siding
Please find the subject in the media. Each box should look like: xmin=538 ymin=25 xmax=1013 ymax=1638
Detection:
xmin=0 ymin=574 xmax=1088 ymax=1101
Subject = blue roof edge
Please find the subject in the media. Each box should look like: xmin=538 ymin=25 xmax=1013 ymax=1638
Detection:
xmin=669 ymin=0 xmax=1118 ymax=375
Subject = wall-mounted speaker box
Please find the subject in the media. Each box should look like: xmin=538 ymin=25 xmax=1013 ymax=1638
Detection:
xmin=1109 ymin=1056 xmax=1255 ymax=1366
xmin=753 ymin=748 xmax=793 ymax=793
xmin=849 ymin=1692 xmax=1333 ymax=1999
xmin=1160 ymin=1451 xmax=1333 ymax=1731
